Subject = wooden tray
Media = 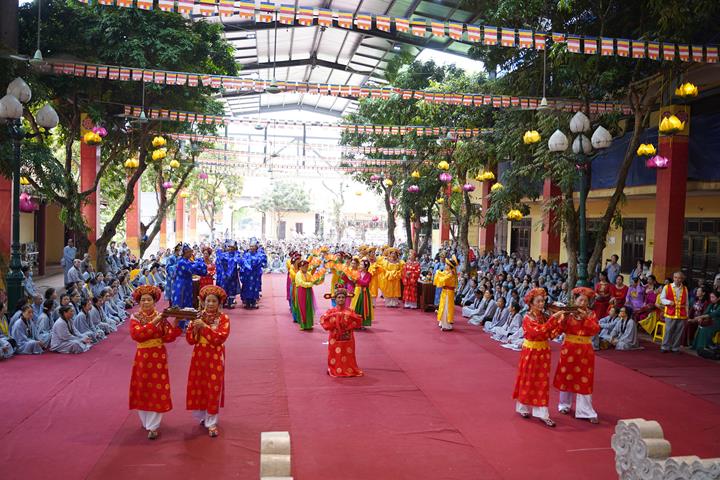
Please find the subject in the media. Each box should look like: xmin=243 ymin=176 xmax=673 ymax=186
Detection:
xmin=162 ymin=307 xmax=200 ymax=319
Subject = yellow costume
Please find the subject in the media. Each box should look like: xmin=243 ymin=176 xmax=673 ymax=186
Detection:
xmin=434 ymin=263 xmax=458 ymax=330
xmin=380 ymin=259 xmax=404 ymax=299
xmin=368 ymin=260 xmax=380 ymax=298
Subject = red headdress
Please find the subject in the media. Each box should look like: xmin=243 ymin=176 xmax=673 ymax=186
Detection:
xmin=132 ymin=285 xmax=162 ymax=303
xmin=523 ymin=287 xmax=547 ymax=306
xmin=571 ymin=286 xmax=596 ymax=299
xmin=323 ymin=283 xmax=353 ymax=299
xmin=199 ymin=285 xmax=227 ymax=304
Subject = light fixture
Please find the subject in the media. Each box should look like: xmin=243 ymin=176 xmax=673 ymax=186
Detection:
xmin=30 ymin=0 xmax=43 ymax=64
xmin=537 ymin=47 xmax=549 ymax=110
xmin=0 ymin=94 xmax=24 ymax=119
xmin=265 ymin=10 xmax=282 ymax=94
xmin=35 ymin=103 xmax=58 ymax=129
xmin=572 ymin=134 xmax=592 ymax=155
xmin=591 ymin=126 xmax=613 ymax=150
xmin=548 ymin=129 xmax=569 ymax=152
xmin=569 ymin=111 xmax=591 ymax=133
xmin=7 ymin=77 xmax=32 ymax=103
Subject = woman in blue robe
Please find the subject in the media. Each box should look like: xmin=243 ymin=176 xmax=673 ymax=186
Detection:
xmin=171 ymin=245 xmax=208 ymax=309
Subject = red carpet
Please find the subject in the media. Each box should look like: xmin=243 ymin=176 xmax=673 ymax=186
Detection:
xmin=2 ymin=274 xmax=720 ymax=480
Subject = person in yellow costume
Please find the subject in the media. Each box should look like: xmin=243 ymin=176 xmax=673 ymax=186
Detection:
xmin=366 ymin=248 xmax=380 ymax=305
xmin=380 ymin=248 xmax=404 ymax=308
xmin=434 ymin=256 xmax=458 ymax=331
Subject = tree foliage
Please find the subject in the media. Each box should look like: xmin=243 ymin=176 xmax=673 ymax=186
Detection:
xmin=187 ymin=171 xmax=243 ymax=241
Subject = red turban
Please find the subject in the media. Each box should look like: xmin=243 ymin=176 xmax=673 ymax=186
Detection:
xmin=572 ymin=286 xmax=596 ymax=299
xmin=523 ymin=287 xmax=547 ymax=306
xmin=132 ymin=285 xmax=162 ymax=303
xmin=199 ymin=285 xmax=227 ymax=304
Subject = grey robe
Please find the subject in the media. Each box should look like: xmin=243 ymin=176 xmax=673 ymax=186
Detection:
xmin=32 ymin=313 xmax=53 ymax=346
xmin=50 ymin=319 xmax=90 ymax=354
xmin=10 ymin=320 xmax=44 ymax=354
xmin=485 ymin=307 xmax=511 ymax=334
xmin=610 ymin=318 xmax=641 ymax=350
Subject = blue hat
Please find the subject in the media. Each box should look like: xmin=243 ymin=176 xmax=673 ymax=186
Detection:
xmin=182 ymin=243 xmax=192 ymax=252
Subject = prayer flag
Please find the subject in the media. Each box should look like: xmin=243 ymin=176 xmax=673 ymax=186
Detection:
xmin=278 ymin=4 xmax=295 ymax=24
xmin=296 ymin=8 xmax=313 ymax=25
xmin=132 ymin=69 xmax=143 ymax=81
xmin=96 ymin=66 xmax=108 ymax=78
xmin=647 ymin=41 xmax=660 ymax=60
xmin=706 ymin=46 xmax=718 ymax=63
xmin=431 ymin=22 xmax=445 ymax=37
xmin=584 ymin=37 xmax=597 ymax=55
xmin=153 ymin=71 xmax=166 ymax=84
xmin=518 ymin=29 xmax=533 ymax=48
xmin=551 ymin=32 xmax=566 ymax=43
xmin=257 ymin=2 xmax=274 ymax=22
xmin=501 ymin=28 xmax=515 ymax=47
xmin=567 ymin=35 xmax=580 ymax=53
xmin=691 ymin=45 xmax=704 ymax=62
xmin=601 ymin=37 xmax=614 ymax=56
xmin=616 ymin=39 xmax=630 ymax=57
xmin=97 ymin=0 xmax=114 ymax=5
xmin=137 ymin=0 xmax=153 ymax=10
xmin=158 ymin=0 xmax=175 ymax=12
xmin=449 ymin=23 xmax=463 ymax=40
xmin=395 ymin=17 xmax=409 ymax=33
xmin=534 ymin=33 xmax=546 ymax=50
xmin=218 ymin=0 xmax=234 ymax=17
xmin=467 ymin=25 xmax=481 ymax=42
xmin=338 ymin=11 xmax=353 ymax=29
xmin=411 ymin=18 xmax=426 ymax=37
xmin=177 ymin=0 xmax=194 ymax=15
xmin=238 ymin=1 xmax=254 ymax=19
xmin=376 ymin=16 xmax=391 ymax=31
xmin=142 ymin=70 xmax=153 ymax=82
xmin=119 ymin=68 xmax=131 ymax=80
xmin=85 ymin=65 xmax=97 ymax=77
xmin=678 ymin=44 xmax=689 ymax=61
xmin=632 ymin=40 xmax=646 ymax=59
xmin=318 ymin=9 xmax=333 ymax=27
xmin=355 ymin=14 xmax=372 ymax=30
xmin=115 ymin=0 xmax=133 ymax=7
xmin=662 ymin=42 xmax=676 ymax=61
xmin=483 ymin=26 xmax=497 ymax=45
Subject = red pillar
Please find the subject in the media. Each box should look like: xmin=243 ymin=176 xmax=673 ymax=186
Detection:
xmin=126 ymin=178 xmax=141 ymax=257
xmin=652 ymin=105 xmax=690 ymax=281
xmin=80 ymin=139 xmax=99 ymax=263
xmin=188 ymin=199 xmax=197 ymax=243
xmin=176 ymin=196 xmax=185 ymax=244
xmin=478 ymin=169 xmax=497 ymax=254
xmin=159 ymin=216 xmax=167 ymax=250
xmin=439 ymin=184 xmax=451 ymax=243
xmin=540 ymin=178 xmax=561 ymax=262
xmin=0 ymin=176 xmax=12 ymax=285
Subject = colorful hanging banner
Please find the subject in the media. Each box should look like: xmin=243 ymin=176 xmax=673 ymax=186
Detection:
xmin=483 ymin=26 xmax=498 ymax=45
xmin=584 ymin=37 xmax=597 ymax=55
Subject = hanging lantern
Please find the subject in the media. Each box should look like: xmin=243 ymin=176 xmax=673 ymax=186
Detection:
xmin=452 ymin=185 xmax=462 ymax=193
xmin=636 ymin=143 xmax=656 ymax=156
xmin=407 ymin=185 xmax=420 ymax=193
xmin=92 ymin=126 xmax=108 ymax=138
xmin=169 ymin=159 xmax=180 ymax=168
xmin=436 ymin=198 xmax=444 ymax=204
xmin=19 ymin=192 xmax=38 ymax=213
xmin=411 ymin=170 xmax=421 ymax=179
xmin=152 ymin=136 xmax=167 ymax=148
xmin=646 ymin=155 xmax=670 ymax=169
xmin=674 ymin=82 xmax=698 ymax=98
xmin=437 ymin=160 xmax=450 ymax=170
xmin=569 ymin=111 xmax=591 ymax=133
xmin=383 ymin=178 xmax=394 ymax=187
xmin=180 ymin=191 xmax=190 ymax=198
xmin=152 ymin=148 xmax=167 ymax=161
xmin=83 ymin=131 xmax=102 ymax=146
xmin=389 ymin=197 xmax=398 ymax=206
xmin=507 ymin=209 xmax=524 ymax=221
xmin=572 ymin=134 xmax=593 ymax=155
xmin=462 ymin=183 xmax=476 ymax=192
xmin=162 ymin=181 xmax=173 ymax=189
xmin=659 ymin=115 xmax=685 ymax=135
xmin=371 ymin=216 xmax=379 ymax=222
xmin=124 ymin=158 xmax=136 ymax=169
xmin=591 ymin=126 xmax=613 ymax=150
xmin=198 ymin=172 xmax=209 ymax=180
xmin=438 ymin=172 xmax=453 ymax=183
xmin=548 ymin=130 xmax=569 ymax=152
xmin=475 ymin=171 xmax=495 ymax=182
xmin=490 ymin=182 xmax=503 ymax=192
xmin=19 ymin=176 xmax=30 ymax=186
xmin=370 ymin=174 xmax=381 ymax=181
xmin=36 ymin=104 xmax=59 ymax=130
xmin=522 ymin=130 xmax=541 ymax=144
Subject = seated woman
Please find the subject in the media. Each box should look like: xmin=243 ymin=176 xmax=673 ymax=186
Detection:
xmin=101 ymin=287 xmax=124 ymax=326
xmin=687 ymin=286 xmax=709 ymax=347
xmin=32 ymin=300 xmax=55 ymax=347
xmin=492 ymin=302 xmax=522 ymax=342
xmin=609 ymin=275 xmax=628 ymax=311
xmin=607 ymin=306 xmax=641 ymax=350
xmin=90 ymin=294 xmax=117 ymax=334
xmin=594 ymin=306 xmax=620 ymax=350
xmin=0 ymin=301 xmax=16 ymax=360
xmin=51 ymin=305 xmax=92 ymax=353
xmin=690 ymin=290 xmax=720 ymax=353
xmin=74 ymin=298 xmax=106 ymax=342
xmin=10 ymin=304 xmax=46 ymax=354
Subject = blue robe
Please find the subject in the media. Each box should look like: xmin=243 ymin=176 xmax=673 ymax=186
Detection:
xmin=433 ymin=262 xmax=445 ymax=305
xmin=164 ymin=255 xmax=178 ymax=301
xmin=240 ymin=249 xmax=267 ymax=305
xmin=62 ymin=245 xmax=77 ymax=284
xmin=171 ymin=257 xmax=207 ymax=308
xmin=223 ymin=252 xmax=241 ymax=298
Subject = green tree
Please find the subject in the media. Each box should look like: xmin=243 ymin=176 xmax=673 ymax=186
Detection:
xmin=6 ymin=0 xmax=236 ymax=271
xmin=256 ymin=181 xmax=311 ymax=239
xmin=187 ymin=171 xmax=244 ymax=242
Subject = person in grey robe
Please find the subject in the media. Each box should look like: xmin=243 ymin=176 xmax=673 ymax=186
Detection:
xmin=74 ymin=299 xmax=105 ymax=342
xmin=609 ymin=306 xmax=641 ymax=350
xmin=484 ymin=297 xmax=510 ymax=334
xmin=66 ymin=259 xmax=83 ymax=288
xmin=492 ymin=303 xmax=523 ymax=342
xmin=51 ymin=306 xmax=91 ymax=354
xmin=23 ymin=266 xmax=38 ymax=298
xmin=90 ymin=295 xmax=117 ymax=333
xmin=61 ymin=238 xmax=77 ymax=285
xmin=101 ymin=288 xmax=123 ymax=326
xmin=0 ymin=301 xmax=15 ymax=360
xmin=32 ymin=300 xmax=55 ymax=346
xmin=462 ymin=289 xmax=484 ymax=318
xmin=594 ymin=307 xmax=620 ymax=350
xmin=91 ymin=273 xmax=107 ymax=298
xmin=469 ymin=291 xmax=496 ymax=326
xmin=8 ymin=298 xmax=29 ymax=331
xmin=10 ymin=305 xmax=46 ymax=354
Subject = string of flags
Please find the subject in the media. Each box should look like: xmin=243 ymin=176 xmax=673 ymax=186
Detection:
xmin=127 ymin=105 xmax=495 ymax=136
xmin=196 ymin=160 xmax=388 ymax=174
xmin=46 ymin=60 xmax=631 ymax=113
xmin=75 ymin=0 xmax=719 ymax=64
xmin=166 ymin=132 xmax=418 ymax=154
xmin=196 ymin=149 xmax=416 ymax=164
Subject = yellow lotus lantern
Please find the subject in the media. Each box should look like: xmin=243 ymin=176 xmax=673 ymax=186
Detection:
xmin=475 ymin=171 xmax=495 ymax=182
xmin=180 ymin=191 xmax=190 ymax=198
xmin=490 ymin=182 xmax=503 ymax=192
xmin=437 ymin=160 xmax=450 ymax=170
xmin=151 ymin=136 xmax=167 ymax=148
xmin=151 ymin=148 xmax=168 ymax=161
xmin=436 ymin=198 xmax=444 ymax=204
xmin=169 ymin=159 xmax=181 ymax=168
xmin=659 ymin=115 xmax=685 ymax=135
xmin=383 ymin=178 xmax=393 ymax=187
xmin=124 ymin=159 xmax=136 ymax=169
xmin=411 ymin=170 xmax=421 ymax=179
xmin=83 ymin=131 xmax=102 ymax=146
xmin=507 ymin=209 xmax=523 ymax=221
xmin=355 ymin=191 xmax=363 ymax=196
xmin=452 ymin=185 xmax=462 ymax=193
xmin=674 ymin=82 xmax=698 ymax=98
xmin=20 ymin=176 xmax=30 ymax=185
xmin=636 ymin=143 xmax=656 ymax=156
xmin=522 ymin=130 xmax=541 ymax=145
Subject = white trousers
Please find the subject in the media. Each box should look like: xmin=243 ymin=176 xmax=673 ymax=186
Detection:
xmin=439 ymin=307 xmax=452 ymax=330
xmin=516 ymin=402 xmax=549 ymax=419
xmin=137 ymin=411 xmax=163 ymax=431
xmin=558 ymin=391 xmax=597 ymax=419
xmin=192 ymin=410 xmax=219 ymax=428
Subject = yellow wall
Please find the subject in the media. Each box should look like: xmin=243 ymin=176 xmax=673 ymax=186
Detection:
xmin=19 ymin=212 xmax=34 ymax=244
xmin=45 ymin=203 xmax=64 ymax=264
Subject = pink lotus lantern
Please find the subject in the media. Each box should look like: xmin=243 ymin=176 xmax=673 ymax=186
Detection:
xmin=439 ymin=172 xmax=453 ymax=183
xmin=371 ymin=216 xmax=379 ymax=222
xmin=19 ymin=192 xmax=38 ymax=212
xmin=92 ymin=126 xmax=108 ymax=138
xmin=162 ymin=181 xmax=173 ymax=189
xmin=407 ymin=185 xmax=420 ymax=193
xmin=462 ymin=183 xmax=476 ymax=192
xmin=370 ymin=174 xmax=381 ymax=181
xmin=389 ymin=197 xmax=398 ymax=206
xmin=646 ymin=155 xmax=670 ymax=169
xmin=198 ymin=172 xmax=209 ymax=180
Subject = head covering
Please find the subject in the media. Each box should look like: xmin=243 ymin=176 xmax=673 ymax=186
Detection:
xmin=445 ymin=255 xmax=458 ymax=269
xmin=572 ymin=286 xmax=596 ymax=299
xmin=202 ymin=246 xmax=213 ymax=255
xmin=200 ymin=285 xmax=227 ymax=304
xmin=323 ymin=283 xmax=353 ymax=299
xmin=182 ymin=243 xmax=192 ymax=253
xmin=524 ymin=287 xmax=547 ymax=305
xmin=132 ymin=285 xmax=162 ymax=303
xmin=298 ymin=259 xmax=309 ymax=267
